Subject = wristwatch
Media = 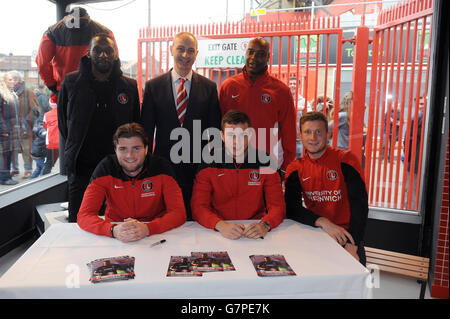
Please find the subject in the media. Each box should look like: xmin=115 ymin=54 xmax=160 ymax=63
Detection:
xmin=261 ymin=221 xmax=271 ymax=231
xmin=110 ymin=224 xmax=117 ymax=238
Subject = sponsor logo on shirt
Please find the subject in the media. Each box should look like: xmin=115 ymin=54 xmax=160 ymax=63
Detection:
xmin=304 ymin=189 xmax=343 ymax=202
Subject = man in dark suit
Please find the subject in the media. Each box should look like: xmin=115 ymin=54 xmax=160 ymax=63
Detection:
xmin=140 ymin=32 xmax=221 ymax=220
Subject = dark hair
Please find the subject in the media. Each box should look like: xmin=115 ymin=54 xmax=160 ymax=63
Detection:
xmin=299 ymin=111 xmax=328 ymax=132
xmin=221 ymin=110 xmax=251 ymax=130
xmin=113 ymin=123 xmax=148 ymax=147
xmin=90 ymin=32 xmax=116 ymax=51
xmin=68 ymin=7 xmax=88 ymax=18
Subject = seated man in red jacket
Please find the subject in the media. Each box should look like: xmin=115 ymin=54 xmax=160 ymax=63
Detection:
xmin=284 ymin=112 xmax=368 ymax=265
xmin=191 ymin=110 xmax=285 ymax=240
xmin=77 ymin=123 xmax=186 ymax=242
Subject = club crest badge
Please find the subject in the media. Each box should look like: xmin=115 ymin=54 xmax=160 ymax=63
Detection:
xmin=249 ymin=170 xmax=260 ymax=182
xmin=327 ymin=170 xmax=338 ymax=181
xmin=142 ymin=181 xmax=153 ymax=192
xmin=261 ymin=93 xmax=271 ymax=104
xmin=117 ymin=93 xmax=129 ymax=104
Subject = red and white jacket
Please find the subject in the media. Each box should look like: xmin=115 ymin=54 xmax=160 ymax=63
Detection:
xmin=191 ymin=148 xmax=285 ymax=230
xmin=36 ymin=15 xmax=116 ymax=93
xmin=219 ymin=66 xmax=296 ymax=171
xmin=285 ymin=146 xmax=368 ymax=244
xmin=77 ymin=154 xmax=186 ymax=237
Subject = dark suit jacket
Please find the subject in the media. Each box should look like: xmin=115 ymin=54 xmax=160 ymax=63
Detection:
xmin=140 ymin=70 xmax=221 ymax=191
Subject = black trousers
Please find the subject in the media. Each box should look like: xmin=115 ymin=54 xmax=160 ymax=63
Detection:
xmin=67 ymin=173 xmax=91 ymax=223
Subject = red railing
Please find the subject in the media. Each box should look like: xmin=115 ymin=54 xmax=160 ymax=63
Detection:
xmin=364 ymin=0 xmax=433 ymax=211
xmin=137 ymin=0 xmax=434 ymax=212
xmin=137 ymin=15 xmax=345 ymax=153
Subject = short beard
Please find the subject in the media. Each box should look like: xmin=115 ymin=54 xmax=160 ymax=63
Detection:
xmin=93 ymin=60 xmax=113 ymax=74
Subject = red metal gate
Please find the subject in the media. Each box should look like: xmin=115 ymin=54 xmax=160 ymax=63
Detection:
xmin=137 ymin=16 xmax=346 ymax=148
xmin=364 ymin=0 xmax=433 ymax=211
xmin=136 ymin=0 xmax=434 ymax=213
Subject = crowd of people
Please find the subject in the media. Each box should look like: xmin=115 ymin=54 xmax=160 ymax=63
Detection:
xmin=0 ymin=72 xmax=57 ymax=185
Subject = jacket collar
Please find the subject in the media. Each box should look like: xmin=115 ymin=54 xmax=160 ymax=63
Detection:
xmin=242 ymin=65 xmax=270 ymax=85
xmin=209 ymin=145 xmax=276 ymax=170
xmin=305 ymin=145 xmax=332 ymax=163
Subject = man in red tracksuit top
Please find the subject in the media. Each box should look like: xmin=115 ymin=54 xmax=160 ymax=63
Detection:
xmin=36 ymin=7 xmax=116 ymax=98
xmin=219 ymin=37 xmax=296 ymax=177
xmin=191 ymin=110 xmax=285 ymax=240
xmin=284 ymin=112 xmax=368 ymax=265
xmin=77 ymin=123 xmax=186 ymax=242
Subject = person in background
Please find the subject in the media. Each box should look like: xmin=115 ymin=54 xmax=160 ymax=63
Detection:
xmin=191 ymin=110 xmax=285 ymax=240
xmin=34 ymin=85 xmax=50 ymax=115
xmin=219 ymin=37 xmax=296 ymax=181
xmin=77 ymin=123 xmax=186 ymax=242
xmin=382 ymin=103 xmax=401 ymax=161
xmin=30 ymin=115 xmax=47 ymax=179
xmin=58 ymin=34 xmax=140 ymax=222
xmin=0 ymin=72 xmax=19 ymax=185
xmin=42 ymin=95 xmax=59 ymax=175
xmin=285 ymin=112 xmax=368 ymax=265
xmin=140 ymin=32 xmax=222 ymax=221
xmin=36 ymin=6 xmax=117 ymax=101
xmin=5 ymin=71 xmax=37 ymax=179
xmin=328 ymin=91 xmax=352 ymax=150
xmin=289 ymin=75 xmax=311 ymax=116
xmin=402 ymin=96 xmax=426 ymax=208
xmin=312 ymin=95 xmax=334 ymax=121
xmin=289 ymin=75 xmax=312 ymax=158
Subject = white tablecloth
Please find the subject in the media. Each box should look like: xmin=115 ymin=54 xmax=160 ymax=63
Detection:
xmin=0 ymin=219 xmax=372 ymax=299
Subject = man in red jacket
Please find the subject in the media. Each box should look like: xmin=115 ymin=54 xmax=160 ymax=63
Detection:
xmin=36 ymin=7 xmax=116 ymax=99
xmin=77 ymin=123 xmax=186 ymax=242
xmin=191 ymin=110 xmax=285 ymax=240
xmin=219 ymin=37 xmax=296 ymax=179
xmin=284 ymin=112 xmax=368 ymax=265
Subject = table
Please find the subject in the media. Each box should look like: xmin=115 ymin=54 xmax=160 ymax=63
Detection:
xmin=0 ymin=219 xmax=372 ymax=299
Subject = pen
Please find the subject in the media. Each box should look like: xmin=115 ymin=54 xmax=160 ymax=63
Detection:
xmin=150 ymin=239 xmax=166 ymax=247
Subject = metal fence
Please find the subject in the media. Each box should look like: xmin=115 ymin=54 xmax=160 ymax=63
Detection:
xmin=364 ymin=0 xmax=433 ymax=211
xmin=137 ymin=0 xmax=434 ymax=213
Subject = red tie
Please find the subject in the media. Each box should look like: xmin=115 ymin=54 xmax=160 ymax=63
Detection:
xmin=176 ymin=78 xmax=188 ymax=125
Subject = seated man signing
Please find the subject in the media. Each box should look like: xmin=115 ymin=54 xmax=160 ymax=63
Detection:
xmin=191 ymin=110 xmax=285 ymax=240
xmin=77 ymin=123 xmax=186 ymax=242
xmin=284 ymin=112 xmax=368 ymax=265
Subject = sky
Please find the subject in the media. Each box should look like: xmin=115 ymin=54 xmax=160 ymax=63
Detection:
xmin=0 ymin=0 xmax=251 ymax=62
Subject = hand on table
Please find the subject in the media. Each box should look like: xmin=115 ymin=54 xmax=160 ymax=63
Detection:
xmin=315 ymin=217 xmax=355 ymax=246
xmin=214 ymin=220 xmax=245 ymax=240
xmin=113 ymin=218 xmax=149 ymax=242
xmin=242 ymin=222 xmax=268 ymax=239
xmin=215 ymin=221 xmax=268 ymax=239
